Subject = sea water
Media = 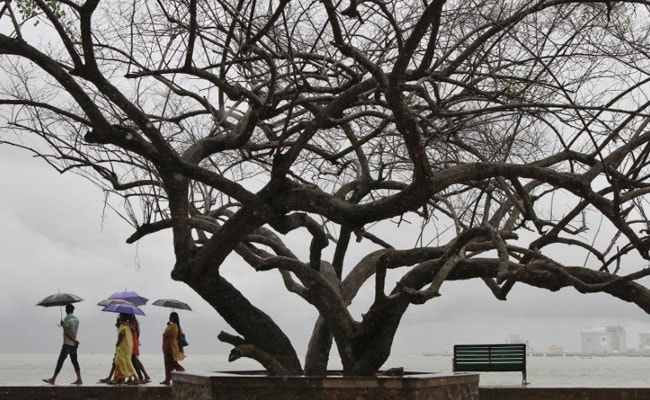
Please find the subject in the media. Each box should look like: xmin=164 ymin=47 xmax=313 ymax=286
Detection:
xmin=1 ymin=353 xmax=650 ymax=387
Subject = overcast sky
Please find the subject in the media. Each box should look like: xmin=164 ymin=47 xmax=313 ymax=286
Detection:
xmin=1 ymin=143 xmax=650 ymax=368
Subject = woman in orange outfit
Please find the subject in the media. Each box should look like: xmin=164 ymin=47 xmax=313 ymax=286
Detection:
xmin=160 ymin=312 xmax=185 ymax=385
xmin=129 ymin=315 xmax=151 ymax=383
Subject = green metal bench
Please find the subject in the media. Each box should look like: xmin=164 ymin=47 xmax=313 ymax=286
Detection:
xmin=453 ymin=343 xmax=528 ymax=385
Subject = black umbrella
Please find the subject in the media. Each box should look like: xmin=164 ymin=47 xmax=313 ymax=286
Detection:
xmin=152 ymin=298 xmax=192 ymax=311
xmin=37 ymin=292 xmax=83 ymax=319
xmin=37 ymin=292 xmax=83 ymax=307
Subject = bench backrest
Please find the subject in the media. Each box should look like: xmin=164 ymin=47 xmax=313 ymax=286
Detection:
xmin=453 ymin=344 xmax=526 ymax=372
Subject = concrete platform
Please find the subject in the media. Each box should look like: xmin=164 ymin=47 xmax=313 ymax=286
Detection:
xmin=2 ymin=384 xmax=650 ymax=400
xmin=480 ymin=386 xmax=650 ymax=400
xmin=171 ymin=371 xmax=480 ymax=400
xmin=0 ymin=385 xmax=171 ymax=400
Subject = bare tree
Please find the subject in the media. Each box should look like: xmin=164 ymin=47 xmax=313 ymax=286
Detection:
xmin=3 ymin=0 xmax=650 ymax=376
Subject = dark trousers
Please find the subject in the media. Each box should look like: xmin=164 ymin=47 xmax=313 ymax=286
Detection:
xmin=163 ymin=351 xmax=184 ymax=381
xmin=54 ymin=344 xmax=80 ymax=374
xmin=132 ymin=355 xmax=145 ymax=380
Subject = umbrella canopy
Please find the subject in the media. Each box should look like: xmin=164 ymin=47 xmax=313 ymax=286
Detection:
xmin=106 ymin=290 xmax=148 ymax=306
xmin=36 ymin=292 xmax=83 ymax=307
xmin=97 ymin=298 xmax=135 ymax=307
xmin=102 ymin=301 xmax=145 ymax=316
xmin=152 ymin=298 xmax=192 ymax=311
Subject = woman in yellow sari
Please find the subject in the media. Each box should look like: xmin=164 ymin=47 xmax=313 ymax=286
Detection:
xmin=110 ymin=313 xmax=138 ymax=384
xmin=160 ymin=312 xmax=185 ymax=385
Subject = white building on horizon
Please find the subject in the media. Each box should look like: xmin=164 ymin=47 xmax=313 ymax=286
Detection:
xmin=639 ymin=330 xmax=650 ymax=350
xmin=581 ymin=326 xmax=626 ymax=354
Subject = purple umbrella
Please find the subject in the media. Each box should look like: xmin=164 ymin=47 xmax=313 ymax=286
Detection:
xmin=102 ymin=301 xmax=145 ymax=316
xmin=107 ymin=290 xmax=148 ymax=306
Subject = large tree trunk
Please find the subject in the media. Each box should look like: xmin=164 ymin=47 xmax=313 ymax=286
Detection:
xmin=347 ymin=298 xmax=410 ymax=376
xmin=304 ymin=316 xmax=333 ymax=376
xmin=186 ymin=269 xmax=303 ymax=375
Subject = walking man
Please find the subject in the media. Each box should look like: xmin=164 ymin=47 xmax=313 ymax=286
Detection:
xmin=43 ymin=303 xmax=82 ymax=384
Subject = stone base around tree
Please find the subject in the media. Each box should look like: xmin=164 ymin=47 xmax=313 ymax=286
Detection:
xmin=171 ymin=370 xmax=479 ymax=400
